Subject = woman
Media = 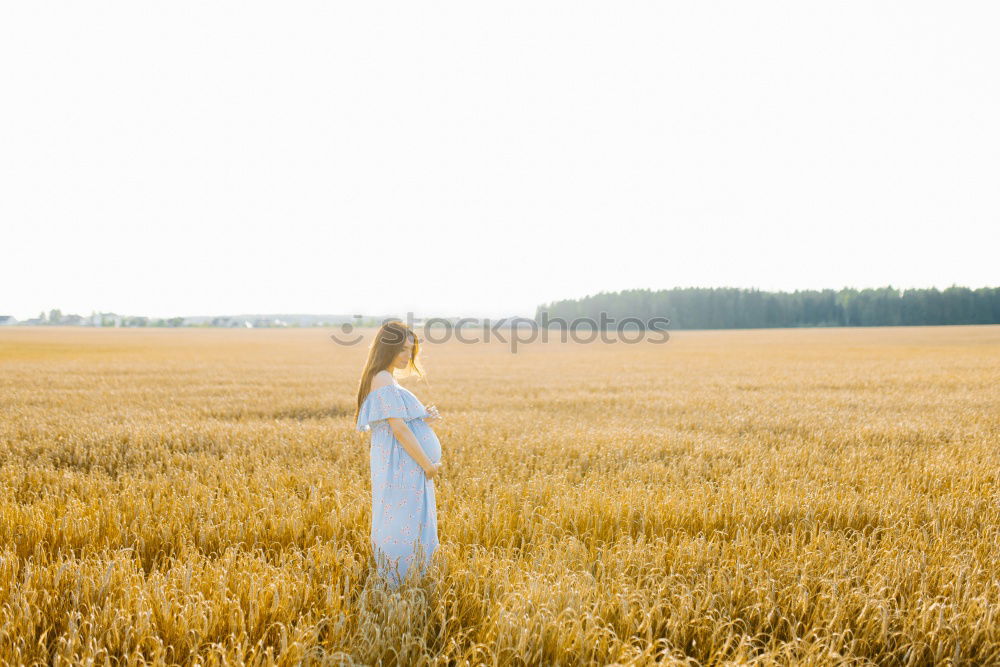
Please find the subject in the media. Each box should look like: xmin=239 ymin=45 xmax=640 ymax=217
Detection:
xmin=354 ymin=320 xmax=444 ymax=589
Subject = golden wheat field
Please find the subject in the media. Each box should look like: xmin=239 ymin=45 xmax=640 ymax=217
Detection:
xmin=0 ymin=324 xmax=998 ymax=666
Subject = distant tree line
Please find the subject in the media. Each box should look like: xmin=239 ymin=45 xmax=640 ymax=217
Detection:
xmin=25 ymin=310 xmax=187 ymax=327
xmin=534 ymin=286 xmax=1000 ymax=329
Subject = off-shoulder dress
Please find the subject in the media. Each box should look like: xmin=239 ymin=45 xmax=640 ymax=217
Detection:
xmin=356 ymin=380 xmax=442 ymax=588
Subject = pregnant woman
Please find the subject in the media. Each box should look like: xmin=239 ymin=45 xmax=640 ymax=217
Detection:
xmin=355 ymin=320 xmax=443 ymax=589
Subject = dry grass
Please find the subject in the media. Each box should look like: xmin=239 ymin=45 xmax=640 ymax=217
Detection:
xmin=0 ymin=324 xmax=998 ymax=665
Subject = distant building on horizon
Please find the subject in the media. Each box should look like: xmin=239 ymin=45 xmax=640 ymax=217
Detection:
xmin=94 ymin=312 xmax=122 ymax=327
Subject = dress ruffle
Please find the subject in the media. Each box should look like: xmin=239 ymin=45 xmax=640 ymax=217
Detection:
xmin=356 ymin=384 xmax=430 ymax=432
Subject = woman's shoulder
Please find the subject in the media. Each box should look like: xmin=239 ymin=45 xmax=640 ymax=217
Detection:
xmin=370 ymin=370 xmax=396 ymax=391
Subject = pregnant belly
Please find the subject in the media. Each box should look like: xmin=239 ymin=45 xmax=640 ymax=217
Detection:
xmin=407 ymin=418 xmax=442 ymax=464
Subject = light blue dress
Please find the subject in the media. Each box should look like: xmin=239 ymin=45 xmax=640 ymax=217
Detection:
xmin=356 ymin=381 xmax=442 ymax=588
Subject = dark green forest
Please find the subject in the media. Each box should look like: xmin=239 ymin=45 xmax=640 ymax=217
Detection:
xmin=534 ymin=286 xmax=1000 ymax=330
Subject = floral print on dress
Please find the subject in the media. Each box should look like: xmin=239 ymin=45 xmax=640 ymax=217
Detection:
xmin=357 ymin=382 xmax=442 ymax=589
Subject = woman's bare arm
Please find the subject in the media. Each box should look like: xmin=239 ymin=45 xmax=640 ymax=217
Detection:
xmin=388 ymin=417 xmax=435 ymax=473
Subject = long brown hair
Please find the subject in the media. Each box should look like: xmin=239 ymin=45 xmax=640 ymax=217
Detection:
xmin=354 ymin=320 xmax=426 ymax=422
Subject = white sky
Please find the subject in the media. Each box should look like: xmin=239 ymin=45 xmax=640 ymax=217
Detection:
xmin=2 ymin=2 xmax=997 ymax=321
